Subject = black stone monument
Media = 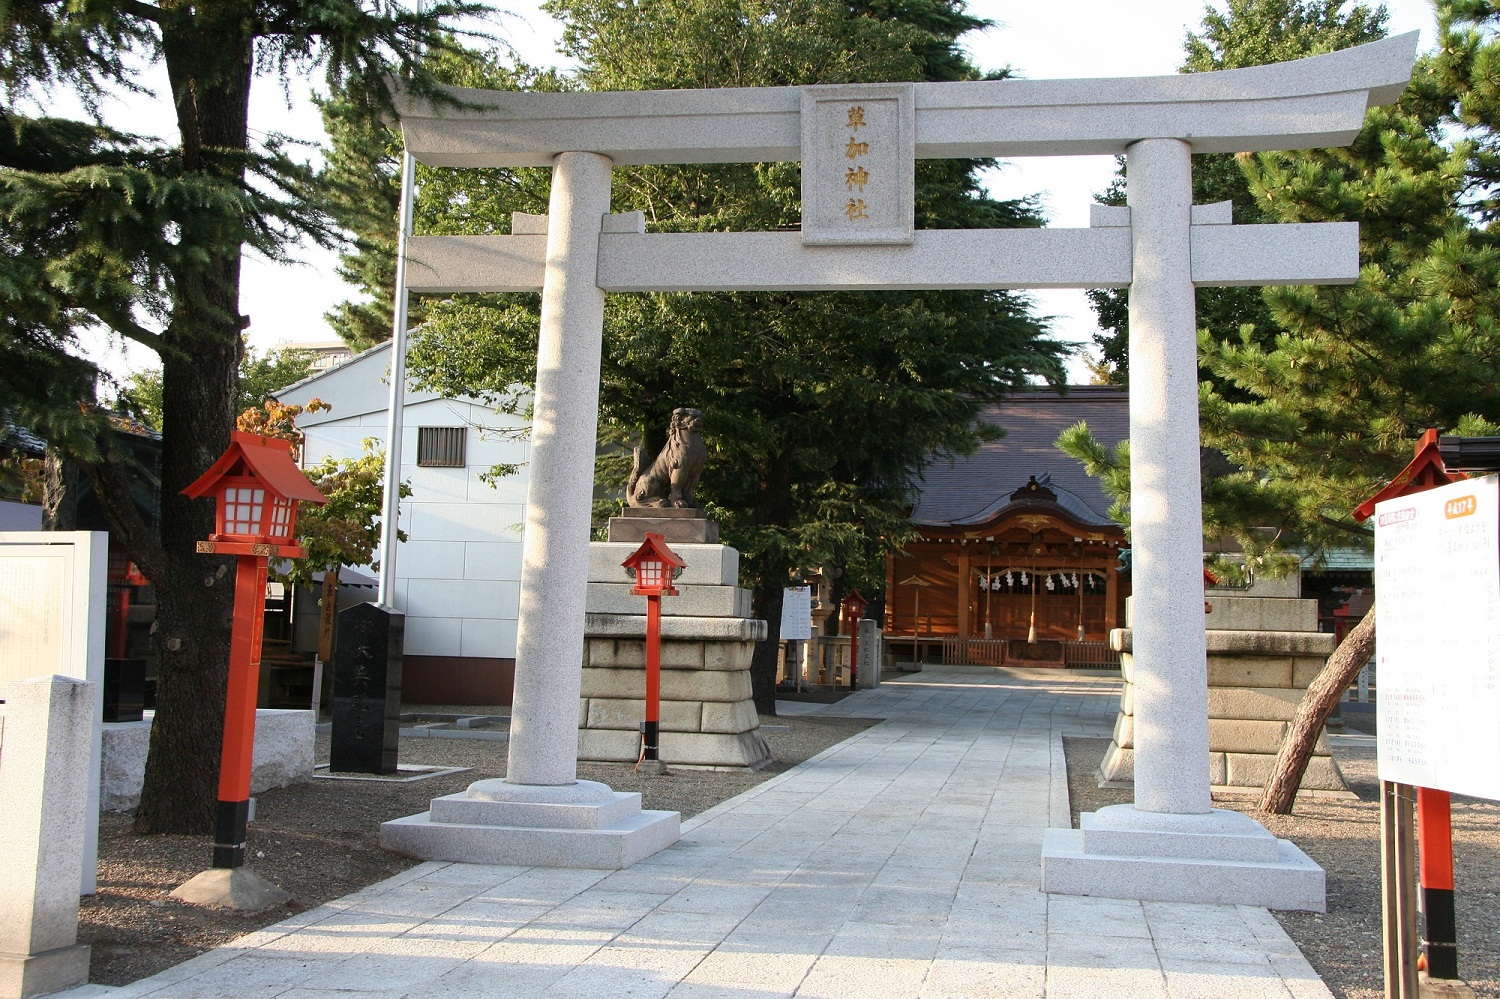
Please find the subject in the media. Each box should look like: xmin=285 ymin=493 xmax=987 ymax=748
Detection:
xmin=331 ymin=602 xmax=404 ymax=774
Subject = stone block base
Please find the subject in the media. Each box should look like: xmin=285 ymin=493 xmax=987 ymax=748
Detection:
xmin=0 ymin=944 xmax=91 ymax=999
xmin=579 ymin=610 xmax=770 ymax=769
xmin=1041 ymin=805 xmax=1324 ymax=911
xmin=578 ymin=728 xmax=771 ymax=768
xmin=1042 ymin=828 xmax=1325 ymax=911
xmin=103 ymin=709 xmax=313 ymax=812
xmin=381 ymin=779 xmax=680 ymax=870
xmin=1099 ymin=744 xmax=1348 ymax=793
xmin=170 ymin=868 xmax=290 ymax=913
xmin=1102 ymin=625 xmax=1344 ymax=795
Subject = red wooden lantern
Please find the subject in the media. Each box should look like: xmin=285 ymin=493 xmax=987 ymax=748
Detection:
xmin=842 ymin=588 xmax=868 ymax=629
xmin=181 ymin=431 xmax=326 ymax=875
xmin=621 ymin=533 xmax=685 ymax=773
xmin=623 ymin=532 xmax=685 ymax=597
xmin=183 ymin=431 xmax=326 ymax=555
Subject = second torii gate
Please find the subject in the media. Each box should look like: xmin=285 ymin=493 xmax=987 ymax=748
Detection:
xmin=381 ymin=34 xmax=1416 ymax=906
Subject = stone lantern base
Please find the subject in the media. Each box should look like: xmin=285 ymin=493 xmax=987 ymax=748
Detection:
xmin=581 ymin=542 xmax=769 ymax=769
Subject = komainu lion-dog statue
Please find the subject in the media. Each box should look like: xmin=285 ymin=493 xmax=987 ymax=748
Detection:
xmin=627 ymin=407 xmax=707 ymax=509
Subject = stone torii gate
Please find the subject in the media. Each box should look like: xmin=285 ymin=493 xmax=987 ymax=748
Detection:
xmin=381 ymin=35 xmax=1415 ymax=905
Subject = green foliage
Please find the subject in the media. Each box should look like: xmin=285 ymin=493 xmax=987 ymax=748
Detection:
xmin=318 ymin=50 xmax=566 ymax=351
xmin=118 ymin=347 xmax=313 ymax=431
xmin=1068 ymin=0 xmax=1500 ymax=581
xmin=1054 ymin=422 xmax=1131 ymax=528
xmin=0 ymin=0 xmax=495 ymax=833
xmin=282 ymin=439 xmax=410 ymax=588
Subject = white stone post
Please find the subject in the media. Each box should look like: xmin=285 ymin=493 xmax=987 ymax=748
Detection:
xmin=1124 ymin=137 xmax=1214 ymax=816
xmin=506 ymin=151 xmax=614 ymax=787
xmin=0 ymin=676 xmax=94 ymax=999
xmin=1042 ymin=139 xmax=1324 ymax=910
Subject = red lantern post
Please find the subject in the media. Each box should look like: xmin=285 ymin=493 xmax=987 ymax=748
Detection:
xmin=182 ymin=432 xmax=326 ymax=871
xmin=1353 ymin=428 xmax=1465 ymax=982
xmin=622 ymin=533 xmax=685 ymax=775
xmin=842 ymin=589 xmax=868 ymax=691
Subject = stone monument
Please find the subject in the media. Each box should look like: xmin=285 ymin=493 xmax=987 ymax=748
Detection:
xmin=0 ymin=677 xmax=94 ymax=998
xmin=581 ymin=416 xmax=768 ymax=768
xmin=331 ymin=602 xmax=404 ymax=774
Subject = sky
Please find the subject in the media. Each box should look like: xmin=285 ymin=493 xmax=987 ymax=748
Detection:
xmin=72 ymin=0 xmax=1440 ymax=385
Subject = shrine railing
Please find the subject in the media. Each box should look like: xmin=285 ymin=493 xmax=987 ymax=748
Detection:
xmin=939 ymin=637 xmax=1120 ymax=670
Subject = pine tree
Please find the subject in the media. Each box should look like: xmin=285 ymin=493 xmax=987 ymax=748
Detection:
xmin=1087 ymin=0 xmax=1389 ymax=382
xmin=0 ymin=1 xmax=485 ymax=832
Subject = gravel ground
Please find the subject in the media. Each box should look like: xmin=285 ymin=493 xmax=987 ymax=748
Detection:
xmin=80 ymin=711 xmax=875 ymax=987
xmin=1064 ymin=736 xmax=1500 ymax=998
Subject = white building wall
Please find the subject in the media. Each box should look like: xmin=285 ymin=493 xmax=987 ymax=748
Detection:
xmin=276 ymin=344 xmax=529 ymax=660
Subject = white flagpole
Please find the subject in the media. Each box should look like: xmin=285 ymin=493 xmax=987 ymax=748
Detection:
xmin=375 ymin=150 xmax=417 ymax=608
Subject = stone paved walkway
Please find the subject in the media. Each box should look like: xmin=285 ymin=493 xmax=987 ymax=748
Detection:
xmin=69 ymin=666 xmax=1333 ymax=998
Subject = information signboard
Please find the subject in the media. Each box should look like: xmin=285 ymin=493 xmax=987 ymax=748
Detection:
xmin=1375 ymin=475 xmax=1500 ymax=801
xmin=780 ymin=586 xmax=812 ymax=641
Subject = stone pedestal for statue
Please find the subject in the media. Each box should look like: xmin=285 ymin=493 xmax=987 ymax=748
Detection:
xmin=580 ymin=535 xmax=770 ymax=769
xmin=608 ymin=507 xmax=719 ymax=544
xmin=1099 ymin=589 xmax=1346 ymax=794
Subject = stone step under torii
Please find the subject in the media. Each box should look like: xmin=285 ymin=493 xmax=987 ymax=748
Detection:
xmin=379 ymin=34 xmax=1417 ymax=908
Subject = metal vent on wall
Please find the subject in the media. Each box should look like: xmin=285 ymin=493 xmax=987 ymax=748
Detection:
xmin=417 ymin=427 xmax=466 ymax=467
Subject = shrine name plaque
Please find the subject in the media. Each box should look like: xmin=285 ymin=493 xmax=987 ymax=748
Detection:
xmin=800 ymin=84 xmax=914 ymax=246
xmin=1375 ymin=474 xmax=1500 ymax=801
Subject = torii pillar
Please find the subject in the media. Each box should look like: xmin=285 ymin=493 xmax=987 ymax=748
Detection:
xmin=1036 ymin=140 xmax=1325 ymax=912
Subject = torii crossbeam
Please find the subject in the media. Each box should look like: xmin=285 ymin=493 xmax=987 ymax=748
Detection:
xmin=378 ymin=34 xmax=1417 ymax=905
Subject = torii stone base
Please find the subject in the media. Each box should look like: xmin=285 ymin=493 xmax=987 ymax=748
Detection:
xmin=1042 ymin=804 xmax=1326 ymax=911
xmin=381 ymin=780 xmax=680 ymax=870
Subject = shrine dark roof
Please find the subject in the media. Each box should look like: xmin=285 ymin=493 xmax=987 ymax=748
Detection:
xmin=909 ymin=385 xmax=1129 ymax=530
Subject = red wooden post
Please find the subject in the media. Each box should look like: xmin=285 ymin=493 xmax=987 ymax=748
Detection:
xmin=622 ymin=533 xmax=685 ymax=774
xmin=1417 ymin=786 xmax=1457 ymax=978
xmin=183 ymin=432 xmax=326 ymax=871
xmin=215 ymin=555 xmax=269 ymax=866
xmin=644 ymin=590 xmax=662 ymax=765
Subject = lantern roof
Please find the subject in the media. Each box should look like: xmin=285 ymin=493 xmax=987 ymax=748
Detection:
xmin=621 ymin=532 xmax=686 ymax=571
xmin=182 ymin=431 xmax=328 ymax=505
xmin=1351 ymin=428 xmax=1462 ymax=524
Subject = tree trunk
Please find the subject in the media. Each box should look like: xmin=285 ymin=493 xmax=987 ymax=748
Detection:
xmin=745 ymin=449 xmax=796 ymax=714
xmin=749 ymin=583 xmax=785 ymax=715
xmin=40 ymin=450 xmax=79 ymax=531
xmin=1258 ymin=605 xmax=1377 ymax=815
xmin=130 ymin=11 xmax=254 ymax=834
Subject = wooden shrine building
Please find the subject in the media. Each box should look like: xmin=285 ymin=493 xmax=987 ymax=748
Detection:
xmin=885 ymin=386 xmax=1130 ymax=667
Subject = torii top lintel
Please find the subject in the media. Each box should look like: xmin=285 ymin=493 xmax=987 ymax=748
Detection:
xmin=397 ymin=33 xmax=1417 ymax=169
